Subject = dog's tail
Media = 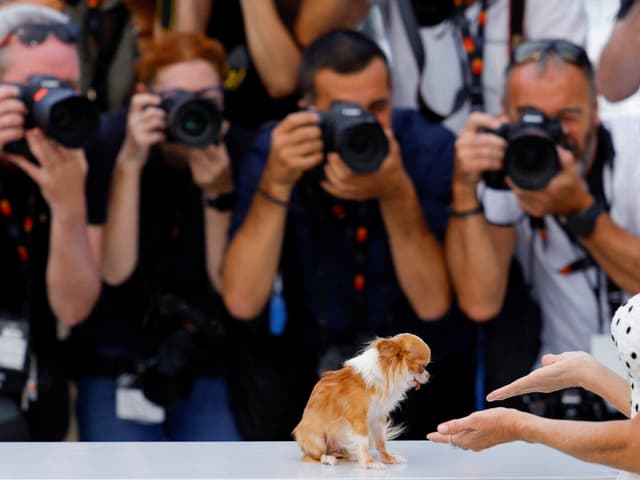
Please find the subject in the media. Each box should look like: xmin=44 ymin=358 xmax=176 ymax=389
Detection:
xmin=385 ymin=419 xmax=406 ymax=441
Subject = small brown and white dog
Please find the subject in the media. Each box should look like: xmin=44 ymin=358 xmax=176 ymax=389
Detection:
xmin=292 ymin=333 xmax=431 ymax=469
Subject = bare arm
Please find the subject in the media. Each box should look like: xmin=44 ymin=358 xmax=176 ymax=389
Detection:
xmin=295 ymin=0 xmax=370 ymax=47
xmin=46 ymin=216 xmax=102 ymax=327
xmin=221 ymin=182 xmax=289 ymax=319
xmin=597 ymin=0 xmax=640 ymax=102
xmin=445 ymin=113 xmax=515 ymax=321
xmin=222 ymin=111 xmax=323 ymax=319
xmin=172 ymin=0 xmax=213 ymax=32
xmin=579 ymin=213 xmax=640 ymax=294
xmin=187 ymin=143 xmax=234 ymax=292
xmin=487 ymin=352 xmax=631 ymax=416
xmin=379 ymin=175 xmax=450 ymax=319
xmin=429 ymin=407 xmax=640 ymax=474
xmin=7 ymin=130 xmax=101 ymax=326
xmin=238 ymin=0 xmax=302 ymax=98
xmin=102 ymin=93 xmax=165 ymax=285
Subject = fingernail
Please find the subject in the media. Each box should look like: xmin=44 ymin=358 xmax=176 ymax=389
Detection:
xmin=438 ymin=425 xmax=449 ymax=434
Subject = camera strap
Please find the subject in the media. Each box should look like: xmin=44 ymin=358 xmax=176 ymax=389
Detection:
xmin=550 ymin=126 xmax=620 ymax=331
xmin=399 ymin=0 xmax=525 ymax=122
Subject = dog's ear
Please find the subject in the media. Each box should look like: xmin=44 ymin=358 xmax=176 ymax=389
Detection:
xmin=376 ymin=338 xmax=403 ymax=359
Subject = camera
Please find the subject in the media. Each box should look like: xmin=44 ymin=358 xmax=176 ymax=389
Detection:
xmin=482 ymin=108 xmax=567 ymax=191
xmin=159 ymin=89 xmax=222 ymax=148
xmin=318 ymin=101 xmax=389 ymax=174
xmin=139 ymin=294 xmax=225 ymax=407
xmin=4 ymin=75 xmax=99 ymax=156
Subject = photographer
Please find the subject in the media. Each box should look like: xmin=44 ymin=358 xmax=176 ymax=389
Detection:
xmin=66 ymin=32 xmax=241 ymax=441
xmin=0 ymin=4 xmax=106 ymax=440
xmin=446 ymin=39 xmax=640 ymax=419
xmin=222 ymin=30 xmax=476 ymax=439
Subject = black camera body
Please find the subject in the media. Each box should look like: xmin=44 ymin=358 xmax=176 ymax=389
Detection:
xmin=4 ymin=75 xmax=99 ymax=157
xmin=318 ymin=101 xmax=389 ymax=174
xmin=139 ymin=294 xmax=225 ymax=408
xmin=483 ymin=108 xmax=566 ymax=191
xmin=159 ymin=90 xmax=222 ymax=149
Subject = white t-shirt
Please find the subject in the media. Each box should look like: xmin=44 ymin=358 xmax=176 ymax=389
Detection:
xmin=482 ymin=117 xmax=640 ymax=364
xmin=371 ymin=0 xmax=587 ymax=132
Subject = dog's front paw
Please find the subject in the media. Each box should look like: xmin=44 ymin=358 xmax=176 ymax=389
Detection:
xmin=362 ymin=460 xmax=386 ymax=470
xmin=381 ymin=453 xmax=406 ymax=464
xmin=321 ymin=455 xmax=337 ymax=466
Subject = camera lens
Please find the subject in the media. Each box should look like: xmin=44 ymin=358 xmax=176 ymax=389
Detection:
xmin=338 ymin=123 xmax=388 ymax=174
xmin=164 ymin=93 xmax=222 ymax=148
xmin=505 ymin=131 xmax=560 ymax=191
xmin=180 ymin=109 xmax=208 ymax=137
xmin=37 ymin=95 xmax=99 ymax=149
xmin=346 ymin=127 xmax=370 ymax=155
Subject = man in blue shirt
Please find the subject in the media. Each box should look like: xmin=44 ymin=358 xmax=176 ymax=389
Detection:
xmin=222 ymin=30 xmax=475 ymax=439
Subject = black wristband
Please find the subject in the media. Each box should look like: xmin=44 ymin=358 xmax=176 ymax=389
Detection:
xmin=257 ymin=187 xmax=290 ymax=207
xmin=449 ymin=204 xmax=484 ymax=219
xmin=560 ymin=200 xmax=605 ymax=238
xmin=202 ymin=191 xmax=237 ymax=211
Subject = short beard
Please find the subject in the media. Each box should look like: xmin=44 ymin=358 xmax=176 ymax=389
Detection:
xmin=575 ymin=122 xmax=598 ymax=177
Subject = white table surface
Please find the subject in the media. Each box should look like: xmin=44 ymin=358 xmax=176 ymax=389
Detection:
xmin=0 ymin=440 xmax=620 ymax=480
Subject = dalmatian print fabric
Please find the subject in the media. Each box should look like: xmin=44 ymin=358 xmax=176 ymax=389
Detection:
xmin=610 ymin=293 xmax=640 ymax=480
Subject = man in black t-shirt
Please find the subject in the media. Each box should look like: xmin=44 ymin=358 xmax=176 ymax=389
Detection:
xmin=0 ymin=4 xmax=108 ymax=440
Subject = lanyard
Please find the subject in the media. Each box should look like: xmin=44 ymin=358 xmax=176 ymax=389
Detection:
xmin=453 ymin=0 xmax=489 ymax=112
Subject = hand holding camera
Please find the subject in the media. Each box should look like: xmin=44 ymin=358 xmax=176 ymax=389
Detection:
xmin=120 ymin=92 xmax=167 ymax=170
xmin=263 ymin=101 xmax=392 ymax=200
xmin=121 ymin=88 xmax=224 ymax=170
xmin=0 ymin=85 xmax=27 ymax=150
xmin=506 ymin=146 xmax=593 ymax=218
xmin=262 ymin=111 xmax=324 ymax=199
xmin=187 ymin=142 xmax=233 ymax=198
xmin=456 ymin=110 xmax=594 ymax=218
xmin=454 ymin=112 xmax=507 ymax=191
xmin=0 ymin=76 xmax=99 ymax=220
xmin=321 ymin=128 xmax=404 ymax=202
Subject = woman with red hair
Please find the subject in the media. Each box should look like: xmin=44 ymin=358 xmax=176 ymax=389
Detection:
xmin=66 ymin=32 xmax=242 ymax=441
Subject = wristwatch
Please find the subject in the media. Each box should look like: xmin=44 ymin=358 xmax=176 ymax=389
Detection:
xmin=202 ymin=191 xmax=237 ymax=212
xmin=561 ymin=200 xmax=605 ymax=238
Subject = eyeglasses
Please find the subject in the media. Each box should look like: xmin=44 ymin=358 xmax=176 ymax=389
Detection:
xmin=155 ymin=86 xmax=225 ymax=107
xmin=509 ymin=39 xmax=593 ymax=74
xmin=0 ymin=22 xmax=81 ymax=48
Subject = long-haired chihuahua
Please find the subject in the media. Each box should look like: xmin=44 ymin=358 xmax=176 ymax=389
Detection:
xmin=293 ymin=333 xmax=431 ymax=469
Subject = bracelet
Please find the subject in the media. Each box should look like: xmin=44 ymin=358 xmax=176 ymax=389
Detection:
xmin=448 ymin=204 xmax=484 ymax=219
xmin=257 ymin=187 xmax=290 ymax=208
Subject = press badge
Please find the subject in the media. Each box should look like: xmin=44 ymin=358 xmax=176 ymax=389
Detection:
xmin=0 ymin=319 xmax=28 ymax=371
xmin=116 ymin=374 xmax=165 ymax=424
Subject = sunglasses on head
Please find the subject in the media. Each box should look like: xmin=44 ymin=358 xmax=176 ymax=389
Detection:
xmin=510 ymin=39 xmax=592 ymax=73
xmin=0 ymin=22 xmax=80 ymax=48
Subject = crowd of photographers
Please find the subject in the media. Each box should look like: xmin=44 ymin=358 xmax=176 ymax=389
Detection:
xmin=0 ymin=0 xmax=640 ymax=450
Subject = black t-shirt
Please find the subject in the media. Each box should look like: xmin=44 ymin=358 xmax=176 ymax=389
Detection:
xmin=0 ymin=143 xmax=110 ymax=361
xmin=68 ymin=110 xmax=228 ymax=374
xmin=207 ymin=0 xmax=300 ymax=129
